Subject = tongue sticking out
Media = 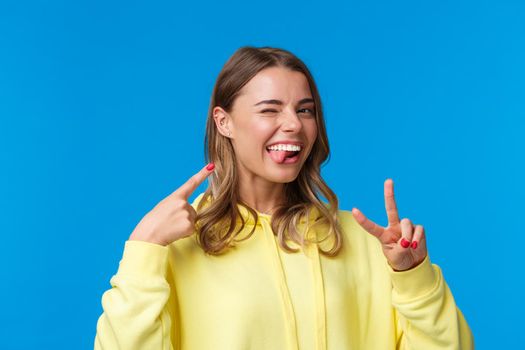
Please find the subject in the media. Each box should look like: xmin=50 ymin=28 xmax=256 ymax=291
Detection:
xmin=268 ymin=150 xmax=297 ymax=164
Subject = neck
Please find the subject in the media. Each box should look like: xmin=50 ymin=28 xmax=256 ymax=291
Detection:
xmin=237 ymin=175 xmax=285 ymax=215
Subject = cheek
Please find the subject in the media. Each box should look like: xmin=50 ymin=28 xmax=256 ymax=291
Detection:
xmin=306 ymin=120 xmax=318 ymax=141
xmin=247 ymin=120 xmax=275 ymax=145
xmin=235 ymin=122 xmax=274 ymax=157
xmin=304 ymin=121 xmax=318 ymax=156
xmin=252 ymin=120 xmax=275 ymax=135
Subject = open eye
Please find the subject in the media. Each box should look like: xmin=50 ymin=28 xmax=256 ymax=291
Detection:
xmin=260 ymin=108 xmax=316 ymax=115
xmin=298 ymin=108 xmax=315 ymax=115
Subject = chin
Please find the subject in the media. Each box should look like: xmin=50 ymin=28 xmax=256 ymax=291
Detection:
xmin=266 ymin=170 xmax=301 ymax=184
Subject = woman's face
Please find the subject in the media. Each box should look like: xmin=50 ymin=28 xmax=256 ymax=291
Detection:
xmin=214 ymin=66 xmax=318 ymax=185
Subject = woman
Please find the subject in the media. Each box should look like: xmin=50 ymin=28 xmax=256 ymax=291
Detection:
xmin=94 ymin=46 xmax=474 ymax=349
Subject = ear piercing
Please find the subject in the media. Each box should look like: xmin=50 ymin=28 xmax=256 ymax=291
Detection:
xmin=219 ymin=119 xmax=231 ymax=137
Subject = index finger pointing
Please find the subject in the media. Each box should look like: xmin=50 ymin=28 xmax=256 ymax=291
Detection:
xmin=176 ymin=163 xmax=215 ymax=199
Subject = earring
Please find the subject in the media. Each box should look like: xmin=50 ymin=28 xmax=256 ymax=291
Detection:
xmin=219 ymin=120 xmax=230 ymax=136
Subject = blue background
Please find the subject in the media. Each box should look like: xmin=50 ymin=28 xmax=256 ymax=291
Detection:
xmin=1 ymin=0 xmax=523 ymax=348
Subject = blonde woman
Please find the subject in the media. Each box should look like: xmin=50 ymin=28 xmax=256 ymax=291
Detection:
xmin=94 ymin=46 xmax=474 ymax=349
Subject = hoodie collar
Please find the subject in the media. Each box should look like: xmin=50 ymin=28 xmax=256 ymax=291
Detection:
xmin=191 ymin=192 xmax=324 ymax=227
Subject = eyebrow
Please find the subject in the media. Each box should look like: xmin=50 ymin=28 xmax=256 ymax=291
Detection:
xmin=253 ymin=98 xmax=315 ymax=107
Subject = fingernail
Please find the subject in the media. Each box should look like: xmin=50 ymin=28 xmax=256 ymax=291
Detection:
xmin=411 ymin=241 xmax=418 ymax=249
xmin=206 ymin=163 xmax=215 ymax=171
xmin=400 ymin=238 xmax=410 ymax=248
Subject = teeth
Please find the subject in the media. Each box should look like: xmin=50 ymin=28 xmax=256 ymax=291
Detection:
xmin=267 ymin=144 xmax=302 ymax=152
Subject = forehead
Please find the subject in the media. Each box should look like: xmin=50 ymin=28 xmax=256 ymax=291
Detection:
xmin=239 ymin=67 xmax=312 ymax=102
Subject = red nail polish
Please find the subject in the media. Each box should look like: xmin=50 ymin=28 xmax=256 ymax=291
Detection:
xmin=400 ymin=238 xmax=410 ymax=248
xmin=206 ymin=163 xmax=215 ymax=171
xmin=411 ymin=241 xmax=418 ymax=249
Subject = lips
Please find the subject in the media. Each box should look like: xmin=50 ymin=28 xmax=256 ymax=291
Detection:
xmin=266 ymin=147 xmax=301 ymax=164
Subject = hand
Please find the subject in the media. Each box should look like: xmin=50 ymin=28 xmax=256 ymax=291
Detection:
xmin=351 ymin=179 xmax=428 ymax=271
xmin=129 ymin=163 xmax=215 ymax=246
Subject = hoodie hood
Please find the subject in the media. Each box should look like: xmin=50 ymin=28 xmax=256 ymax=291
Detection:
xmin=190 ymin=192 xmax=325 ymax=229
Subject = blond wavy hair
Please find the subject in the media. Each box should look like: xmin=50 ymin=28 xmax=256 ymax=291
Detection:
xmin=194 ymin=46 xmax=344 ymax=257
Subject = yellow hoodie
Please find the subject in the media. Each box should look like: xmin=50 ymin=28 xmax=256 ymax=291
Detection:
xmin=94 ymin=192 xmax=474 ymax=349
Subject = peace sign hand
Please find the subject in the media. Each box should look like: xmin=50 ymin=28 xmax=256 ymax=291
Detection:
xmin=351 ymin=179 xmax=428 ymax=271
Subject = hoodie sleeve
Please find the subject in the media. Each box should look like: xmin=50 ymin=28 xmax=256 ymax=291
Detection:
xmin=94 ymin=240 xmax=174 ymax=350
xmin=389 ymin=255 xmax=475 ymax=350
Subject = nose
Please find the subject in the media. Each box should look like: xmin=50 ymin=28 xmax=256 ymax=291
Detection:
xmin=280 ymin=109 xmax=303 ymax=132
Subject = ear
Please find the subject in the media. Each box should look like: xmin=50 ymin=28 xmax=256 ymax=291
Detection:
xmin=213 ymin=106 xmax=233 ymax=138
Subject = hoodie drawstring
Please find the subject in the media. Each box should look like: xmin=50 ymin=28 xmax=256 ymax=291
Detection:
xmin=260 ymin=217 xmax=300 ymax=350
xmin=260 ymin=216 xmax=327 ymax=350
xmin=306 ymin=239 xmax=327 ymax=350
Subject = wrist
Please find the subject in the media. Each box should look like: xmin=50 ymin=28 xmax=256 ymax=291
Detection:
xmin=390 ymin=256 xmax=426 ymax=272
xmin=129 ymin=230 xmax=167 ymax=246
xmin=389 ymin=255 xmax=438 ymax=301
